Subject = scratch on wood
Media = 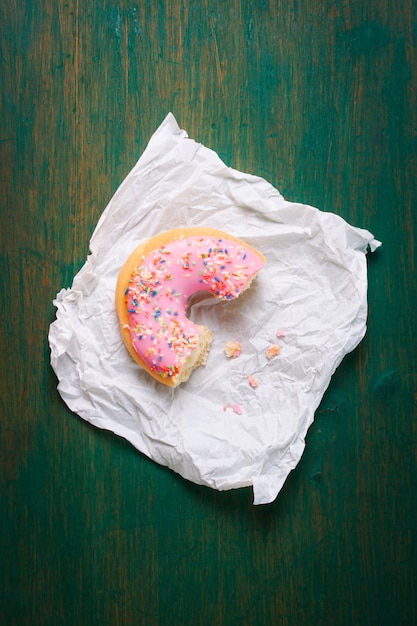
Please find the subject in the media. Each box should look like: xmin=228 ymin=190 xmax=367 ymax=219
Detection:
xmin=210 ymin=16 xmax=225 ymax=101
xmin=70 ymin=0 xmax=80 ymax=270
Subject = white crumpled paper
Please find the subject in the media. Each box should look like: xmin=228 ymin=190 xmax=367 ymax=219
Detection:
xmin=49 ymin=113 xmax=381 ymax=504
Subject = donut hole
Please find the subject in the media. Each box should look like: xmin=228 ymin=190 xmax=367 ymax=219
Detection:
xmin=185 ymin=290 xmax=216 ymax=318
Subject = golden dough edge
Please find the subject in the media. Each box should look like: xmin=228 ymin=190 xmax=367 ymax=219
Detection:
xmin=115 ymin=227 xmax=266 ymax=387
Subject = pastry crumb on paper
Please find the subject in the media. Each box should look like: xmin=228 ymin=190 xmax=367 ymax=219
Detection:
xmin=266 ymin=344 xmax=281 ymax=360
xmin=224 ymin=341 xmax=242 ymax=358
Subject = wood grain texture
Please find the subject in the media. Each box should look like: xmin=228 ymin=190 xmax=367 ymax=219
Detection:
xmin=1 ymin=1 xmax=416 ymax=625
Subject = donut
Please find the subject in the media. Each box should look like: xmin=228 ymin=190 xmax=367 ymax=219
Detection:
xmin=115 ymin=227 xmax=266 ymax=387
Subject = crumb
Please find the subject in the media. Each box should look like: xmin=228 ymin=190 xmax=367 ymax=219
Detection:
xmin=224 ymin=340 xmax=242 ymax=358
xmin=266 ymin=344 xmax=281 ymax=359
xmin=247 ymin=375 xmax=258 ymax=388
xmin=232 ymin=402 xmax=243 ymax=415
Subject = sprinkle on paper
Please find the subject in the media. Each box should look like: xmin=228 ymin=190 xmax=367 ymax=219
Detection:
xmin=248 ymin=375 xmax=258 ymax=388
xmin=224 ymin=340 xmax=242 ymax=358
xmin=276 ymin=329 xmax=286 ymax=338
xmin=232 ymin=402 xmax=243 ymax=415
xmin=266 ymin=344 xmax=281 ymax=360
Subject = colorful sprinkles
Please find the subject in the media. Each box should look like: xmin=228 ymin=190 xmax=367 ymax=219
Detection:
xmin=232 ymin=403 xmax=243 ymax=415
xmin=247 ymin=375 xmax=259 ymax=389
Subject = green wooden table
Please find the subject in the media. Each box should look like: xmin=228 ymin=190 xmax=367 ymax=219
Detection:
xmin=1 ymin=1 xmax=416 ymax=624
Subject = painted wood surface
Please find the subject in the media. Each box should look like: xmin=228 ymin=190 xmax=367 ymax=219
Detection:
xmin=1 ymin=1 xmax=416 ymax=624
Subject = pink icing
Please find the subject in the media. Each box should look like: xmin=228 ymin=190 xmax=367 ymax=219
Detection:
xmin=124 ymin=234 xmax=265 ymax=382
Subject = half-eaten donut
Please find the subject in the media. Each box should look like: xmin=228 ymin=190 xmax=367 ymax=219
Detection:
xmin=115 ymin=227 xmax=266 ymax=387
